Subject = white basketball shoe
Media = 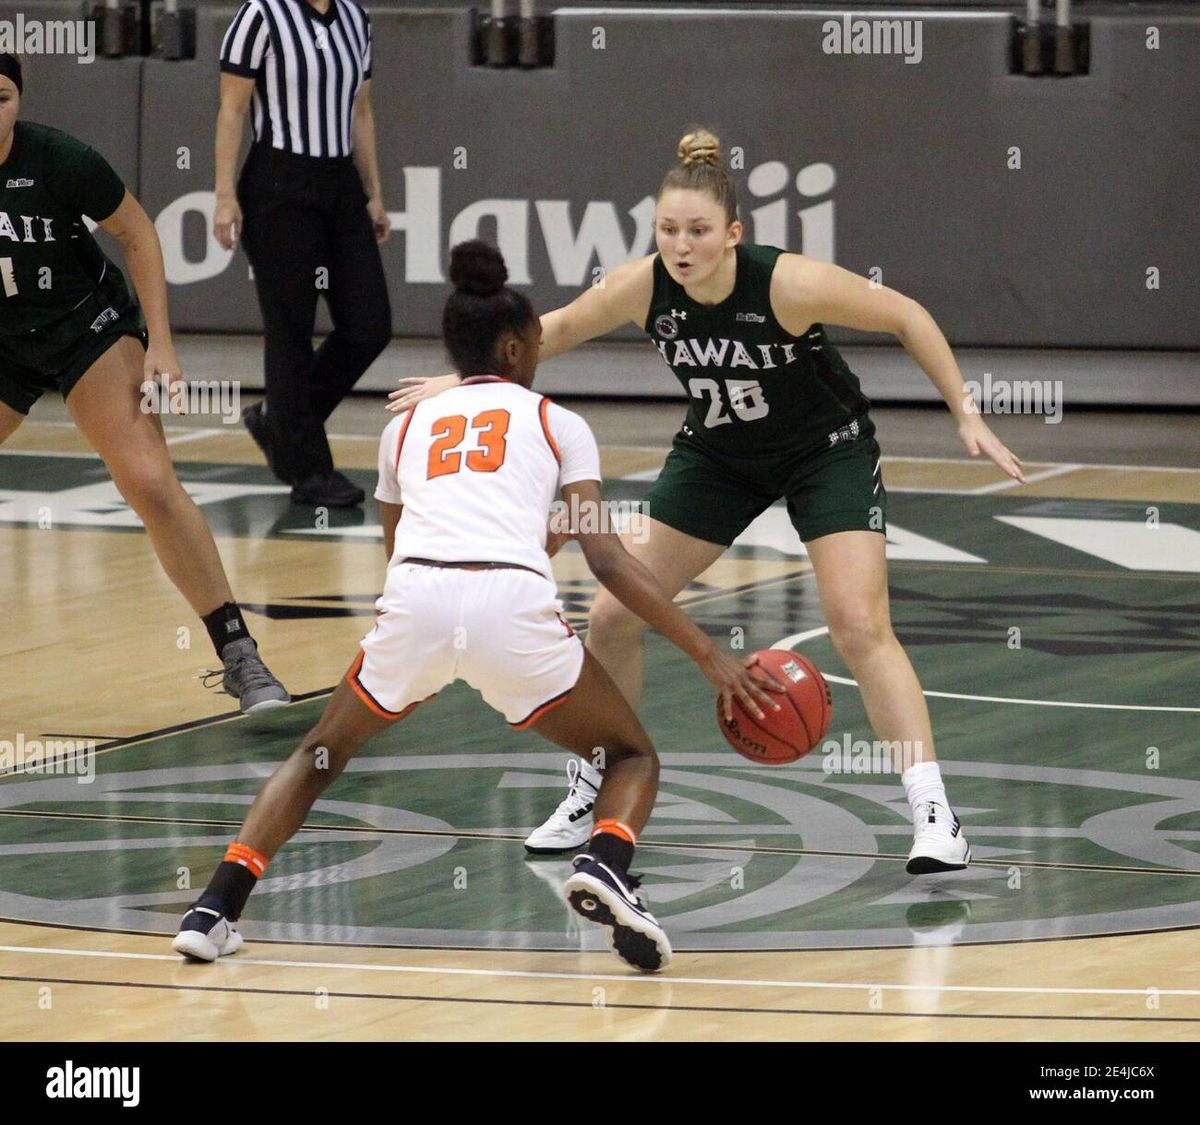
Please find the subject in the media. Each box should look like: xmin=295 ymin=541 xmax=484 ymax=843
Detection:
xmin=523 ymin=758 xmax=600 ymax=854
xmin=172 ymin=906 xmax=245 ymax=962
xmin=906 ymin=802 xmax=971 ymax=874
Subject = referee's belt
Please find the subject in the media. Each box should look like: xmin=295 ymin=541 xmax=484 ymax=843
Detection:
xmin=400 ymin=556 xmax=543 ymax=577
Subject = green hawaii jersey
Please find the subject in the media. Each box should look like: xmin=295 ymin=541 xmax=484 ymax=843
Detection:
xmin=0 ymin=122 xmax=131 ymax=337
xmin=645 ymin=243 xmax=871 ymax=461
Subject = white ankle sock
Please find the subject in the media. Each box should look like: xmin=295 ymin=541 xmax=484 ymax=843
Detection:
xmin=902 ymin=761 xmax=948 ymax=813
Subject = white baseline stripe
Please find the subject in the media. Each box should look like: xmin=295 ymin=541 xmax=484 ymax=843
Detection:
xmin=1 ymin=944 xmax=1197 ymax=999
xmin=880 ymin=455 xmax=1200 ymax=475
xmin=163 ymin=428 xmax=227 ymax=446
xmin=772 ymin=628 xmax=1200 ymax=714
xmin=969 ymin=464 xmax=1082 ymax=494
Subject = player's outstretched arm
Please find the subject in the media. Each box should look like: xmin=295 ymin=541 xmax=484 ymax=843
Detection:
xmin=564 ymin=480 xmax=781 ymax=720
xmin=386 ymin=255 xmax=656 ymax=414
xmin=537 ymin=254 xmax=656 ymax=362
xmin=771 ymin=255 xmax=1026 ymax=483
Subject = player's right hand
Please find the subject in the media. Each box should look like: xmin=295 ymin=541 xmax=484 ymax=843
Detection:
xmin=387 ymin=373 xmax=461 ymax=413
xmin=214 ymin=197 xmax=243 ymax=250
xmin=699 ymin=649 xmax=786 ymax=723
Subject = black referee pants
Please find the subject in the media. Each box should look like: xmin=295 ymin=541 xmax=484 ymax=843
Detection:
xmin=238 ymin=143 xmax=392 ymax=483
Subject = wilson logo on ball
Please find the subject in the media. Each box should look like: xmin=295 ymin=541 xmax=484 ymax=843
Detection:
xmin=725 ymin=719 xmax=769 ymax=758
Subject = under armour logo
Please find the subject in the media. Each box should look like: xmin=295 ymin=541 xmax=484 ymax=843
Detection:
xmin=671 ymin=308 xmax=687 ymax=320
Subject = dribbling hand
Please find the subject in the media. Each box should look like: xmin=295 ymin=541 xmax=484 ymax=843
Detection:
xmin=699 ymin=649 xmax=787 ymax=723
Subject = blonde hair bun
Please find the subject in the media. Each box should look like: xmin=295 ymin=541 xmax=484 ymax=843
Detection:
xmin=678 ymin=129 xmax=722 ymax=169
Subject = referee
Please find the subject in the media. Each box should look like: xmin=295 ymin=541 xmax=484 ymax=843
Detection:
xmin=216 ymin=0 xmax=392 ymax=507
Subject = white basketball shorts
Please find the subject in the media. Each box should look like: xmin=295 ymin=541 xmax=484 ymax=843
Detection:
xmin=349 ymin=563 xmax=584 ymax=727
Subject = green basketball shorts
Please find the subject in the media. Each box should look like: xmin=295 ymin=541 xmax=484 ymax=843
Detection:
xmin=0 ymin=289 xmax=147 ymax=415
xmin=643 ymin=416 xmax=886 ymax=547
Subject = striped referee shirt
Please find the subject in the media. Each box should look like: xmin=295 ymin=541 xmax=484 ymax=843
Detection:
xmin=220 ymin=0 xmax=373 ymax=159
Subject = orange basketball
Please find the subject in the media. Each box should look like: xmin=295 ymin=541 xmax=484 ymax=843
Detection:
xmin=717 ymin=649 xmax=832 ymax=764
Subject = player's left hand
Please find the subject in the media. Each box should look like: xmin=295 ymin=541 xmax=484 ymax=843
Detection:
xmin=368 ymin=196 xmax=391 ymax=244
xmin=958 ymin=414 xmax=1026 ymax=483
xmin=144 ymin=342 xmax=184 ymax=387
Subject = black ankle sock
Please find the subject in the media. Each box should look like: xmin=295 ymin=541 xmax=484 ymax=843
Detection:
xmin=196 ymin=861 xmax=259 ymax=922
xmin=588 ymin=832 xmax=634 ymax=873
xmin=202 ymin=602 xmax=251 ymax=657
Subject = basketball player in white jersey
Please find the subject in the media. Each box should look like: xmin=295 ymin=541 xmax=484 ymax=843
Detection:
xmin=173 ymin=240 xmax=779 ymax=973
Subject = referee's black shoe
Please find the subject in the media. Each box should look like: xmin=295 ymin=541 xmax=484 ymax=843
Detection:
xmin=290 ymin=468 xmax=365 ymax=507
xmin=242 ymin=402 xmax=288 ymax=483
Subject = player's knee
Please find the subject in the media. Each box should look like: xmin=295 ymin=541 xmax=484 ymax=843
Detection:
xmin=604 ymin=738 xmax=658 ymax=776
xmin=827 ymin=611 xmax=893 ymax=663
xmin=588 ymin=594 xmax=644 ymax=646
xmin=114 ymin=468 xmax=186 ymax=522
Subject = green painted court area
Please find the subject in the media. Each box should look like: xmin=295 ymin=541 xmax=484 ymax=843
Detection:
xmin=1 ymin=467 xmax=1198 ymax=952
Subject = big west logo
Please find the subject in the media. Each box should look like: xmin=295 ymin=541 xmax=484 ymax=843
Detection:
xmin=154 ymin=158 xmax=838 ymax=287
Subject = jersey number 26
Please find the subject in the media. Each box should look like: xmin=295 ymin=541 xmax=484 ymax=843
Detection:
xmin=688 ymin=378 xmax=770 ymax=427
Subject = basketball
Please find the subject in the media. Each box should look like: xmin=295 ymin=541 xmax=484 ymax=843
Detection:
xmin=717 ymin=649 xmax=832 ymax=764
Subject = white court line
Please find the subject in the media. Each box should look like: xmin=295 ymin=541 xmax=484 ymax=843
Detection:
xmin=881 ymin=455 xmax=1200 ymax=475
xmin=561 ymin=8 xmax=1003 ymax=20
xmin=969 ymin=464 xmax=1083 ymax=495
xmin=772 ymin=628 xmax=1200 ymax=714
xmin=162 ymin=427 xmax=228 ymax=446
xmin=2 ymin=944 xmax=1198 ymax=999
xmin=0 ymin=448 xmax=101 ymax=460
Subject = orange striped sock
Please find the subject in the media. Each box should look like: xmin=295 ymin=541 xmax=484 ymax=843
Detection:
xmin=591 ymin=818 xmax=636 ymax=845
xmin=224 ymin=842 xmax=269 ymax=878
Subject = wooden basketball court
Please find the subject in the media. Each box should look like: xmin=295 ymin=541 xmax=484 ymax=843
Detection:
xmin=2 ymin=390 xmax=1198 ymax=1041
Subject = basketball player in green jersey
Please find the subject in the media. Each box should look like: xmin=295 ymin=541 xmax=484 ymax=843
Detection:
xmin=0 ymin=55 xmax=288 ymax=712
xmin=392 ymin=128 xmax=1026 ymax=873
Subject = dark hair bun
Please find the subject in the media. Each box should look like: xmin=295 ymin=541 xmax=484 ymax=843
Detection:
xmin=449 ymin=240 xmax=508 ymax=297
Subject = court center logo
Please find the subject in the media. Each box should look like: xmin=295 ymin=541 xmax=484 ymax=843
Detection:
xmin=3 ymin=752 xmax=1200 ymax=950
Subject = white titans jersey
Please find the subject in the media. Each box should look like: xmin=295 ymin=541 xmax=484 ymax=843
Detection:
xmin=375 ymin=376 xmax=601 ymax=575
